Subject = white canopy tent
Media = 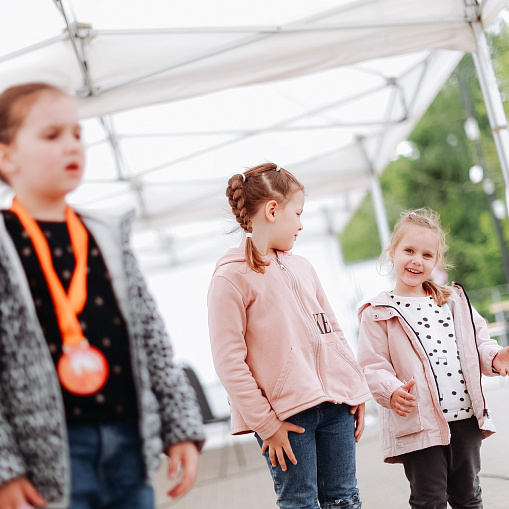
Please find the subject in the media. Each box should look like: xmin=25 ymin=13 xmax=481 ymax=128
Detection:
xmin=2 ymin=1 xmax=507 ymax=236
xmin=2 ymin=0 xmax=508 ymax=381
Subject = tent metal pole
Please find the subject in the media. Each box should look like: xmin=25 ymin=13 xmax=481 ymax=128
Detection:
xmin=0 ymin=35 xmax=67 ymax=63
xmin=357 ymin=136 xmax=391 ymax=250
xmin=136 ymin=83 xmax=387 ymax=178
xmin=370 ymin=171 xmax=391 ymax=250
xmin=53 ymin=0 xmax=95 ymax=96
xmin=93 ymin=17 xmax=472 ymax=36
xmin=471 ymin=20 xmax=509 ymax=213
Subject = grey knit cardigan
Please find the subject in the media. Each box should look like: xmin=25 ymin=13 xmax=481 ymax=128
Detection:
xmin=0 ymin=209 xmax=205 ymax=508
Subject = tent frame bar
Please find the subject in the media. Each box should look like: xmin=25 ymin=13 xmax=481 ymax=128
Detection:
xmin=93 ymin=17 xmax=475 ymax=37
xmin=470 ymin=16 xmax=509 ymax=212
xmin=53 ymin=0 xmax=95 ymax=96
xmin=0 ymin=35 xmax=66 ymax=63
xmin=357 ymin=136 xmax=391 ymax=249
xmin=90 ymin=5 xmax=360 ymax=94
xmin=95 ymin=5 xmax=473 ymax=95
xmin=105 ymin=117 xmax=405 ymax=140
xmin=133 ymin=82 xmax=391 ymax=178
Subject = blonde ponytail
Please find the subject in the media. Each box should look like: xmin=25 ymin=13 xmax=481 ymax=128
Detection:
xmin=422 ymin=280 xmax=452 ymax=307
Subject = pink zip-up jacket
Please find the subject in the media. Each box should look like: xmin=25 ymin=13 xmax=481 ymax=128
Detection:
xmin=357 ymin=283 xmax=501 ymax=463
xmin=208 ymin=247 xmax=371 ymax=440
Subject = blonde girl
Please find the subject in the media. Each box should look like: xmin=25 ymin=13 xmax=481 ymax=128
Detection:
xmin=358 ymin=208 xmax=509 ymax=509
xmin=208 ymin=163 xmax=371 ymax=509
xmin=0 ymin=82 xmax=204 ymax=509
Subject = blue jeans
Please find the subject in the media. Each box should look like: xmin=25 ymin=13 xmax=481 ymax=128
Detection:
xmin=68 ymin=419 xmax=155 ymax=509
xmin=256 ymin=402 xmax=361 ymax=509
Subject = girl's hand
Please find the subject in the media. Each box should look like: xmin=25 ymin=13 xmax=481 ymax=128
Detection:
xmin=0 ymin=477 xmax=46 ymax=509
xmin=166 ymin=441 xmax=200 ymax=499
xmin=261 ymin=422 xmax=305 ymax=472
xmin=390 ymin=379 xmax=417 ymax=417
xmin=350 ymin=403 xmax=365 ymax=442
xmin=493 ymin=347 xmax=509 ymax=376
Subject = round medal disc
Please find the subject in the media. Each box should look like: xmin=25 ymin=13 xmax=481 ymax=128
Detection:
xmin=57 ymin=345 xmax=109 ymax=396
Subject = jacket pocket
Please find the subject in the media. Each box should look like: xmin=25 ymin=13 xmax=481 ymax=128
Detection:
xmin=322 ymin=341 xmax=369 ymax=402
xmin=390 ymin=404 xmax=423 ymax=438
xmin=328 ymin=341 xmax=365 ymax=379
xmin=270 ymin=345 xmax=321 ymax=417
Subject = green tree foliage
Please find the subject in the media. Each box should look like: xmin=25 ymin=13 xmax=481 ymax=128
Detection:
xmin=341 ymin=26 xmax=509 ymax=292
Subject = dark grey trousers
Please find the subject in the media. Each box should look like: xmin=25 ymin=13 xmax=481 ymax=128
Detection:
xmin=400 ymin=416 xmax=483 ymax=509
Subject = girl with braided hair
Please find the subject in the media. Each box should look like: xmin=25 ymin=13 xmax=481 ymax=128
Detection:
xmin=208 ymin=163 xmax=370 ymax=509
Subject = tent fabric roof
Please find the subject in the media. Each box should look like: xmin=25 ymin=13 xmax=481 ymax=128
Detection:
xmin=3 ymin=0 xmax=481 ymax=117
xmin=1 ymin=0 xmax=507 ymax=269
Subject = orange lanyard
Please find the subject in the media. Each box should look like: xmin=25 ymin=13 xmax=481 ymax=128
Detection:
xmin=10 ymin=198 xmax=89 ymax=348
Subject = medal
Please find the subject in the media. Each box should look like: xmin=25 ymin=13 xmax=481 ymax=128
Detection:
xmin=10 ymin=198 xmax=109 ymax=396
xmin=57 ymin=341 xmax=109 ymax=395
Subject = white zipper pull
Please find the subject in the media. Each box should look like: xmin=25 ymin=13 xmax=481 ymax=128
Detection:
xmin=276 ymin=258 xmax=285 ymax=270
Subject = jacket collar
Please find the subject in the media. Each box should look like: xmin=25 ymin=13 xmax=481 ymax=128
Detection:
xmin=214 ymin=246 xmax=293 ymax=270
xmin=357 ymin=291 xmax=393 ymax=319
xmin=358 ymin=284 xmax=468 ymax=321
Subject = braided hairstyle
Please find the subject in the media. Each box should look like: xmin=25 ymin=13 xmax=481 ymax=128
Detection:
xmin=226 ymin=162 xmax=304 ymax=273
xmin=383 ymin=208 xmax=452 ymax=305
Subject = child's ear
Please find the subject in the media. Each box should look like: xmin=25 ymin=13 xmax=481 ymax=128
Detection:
xmin=264 ymin=200 xmax=278 ymax=223
xmin=0 ymin=144 xmax=15 ymax=184
xmin=0 ymin=143 xmax=8 ymax=166
xmin=0 ymin=143 xmax=11 ymax=174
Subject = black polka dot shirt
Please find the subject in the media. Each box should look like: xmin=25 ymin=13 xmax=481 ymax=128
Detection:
xmin=3 ymin=210 xmax=138 ymax=424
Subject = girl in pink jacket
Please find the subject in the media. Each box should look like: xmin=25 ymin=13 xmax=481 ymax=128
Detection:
xmin=208 ymin=163 xmax=371 ymax=509
xmin=358 ymin=208 xmax=509 ymax=509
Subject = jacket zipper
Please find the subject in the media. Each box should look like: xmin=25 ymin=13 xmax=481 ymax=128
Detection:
xmin=275 ymin=255 xmax=329 ymax=397
xmin=373 ymin=304 xmax=444 ymax=414
xmin=454 ymin=283 xmax=489 ymax=417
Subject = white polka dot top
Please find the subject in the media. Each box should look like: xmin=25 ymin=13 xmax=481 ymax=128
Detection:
xmin=390 ymin=293 xmax=473 ymax=422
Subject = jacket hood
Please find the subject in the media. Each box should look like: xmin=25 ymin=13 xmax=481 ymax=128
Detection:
xmin=357 ymin=291 xmax=392 ymax=319
xmin=214 ymin=247 xmax=247 ymax=270
xmin=214 ymin=247 xmax=292 ymax=270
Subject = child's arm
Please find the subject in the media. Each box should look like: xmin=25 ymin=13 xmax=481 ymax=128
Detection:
xmin=123 ymin=247 xmax=205 ymax=452
xmin=0 ymin=392 xmax=37 ymax=505
xmin=208 ymin=275 xmax=282 ymax=440
xmin=357 ymin=308 xmax=407 ymax=409
xmin=390 ymin=380 xmax=417 ymax=416
xmin=492 ymin=347 xmax=509 ymax=376
xmin=165 ymin=441 xmax=200 ymax=499
xmin=0 ymin=477 xmax=46 ymax=509
xmin=260 ymin=422 xmax=306 ymax=471
xmin=350 ymin=403 xmax=366 ymax=441
xmin=471 ymin=305 xmax=504 ymax=375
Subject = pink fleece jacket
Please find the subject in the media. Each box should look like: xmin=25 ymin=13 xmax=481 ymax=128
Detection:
xmin=208 ymin=248 xmax=371 ymax=440
xmin=357 ymin=283 xmax=501 ymax=463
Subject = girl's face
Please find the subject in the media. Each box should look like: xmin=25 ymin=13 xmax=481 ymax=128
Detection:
xmin=2 ymin=92 xmax=85 ymax=201
xmin=270 ymin=188 xmax=304 ymax=252
xmin=390 ymin=225 xmax=439 ymax=297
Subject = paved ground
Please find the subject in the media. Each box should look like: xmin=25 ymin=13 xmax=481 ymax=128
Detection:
xmin=155 ymin=377 xmax=509 ymax=508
